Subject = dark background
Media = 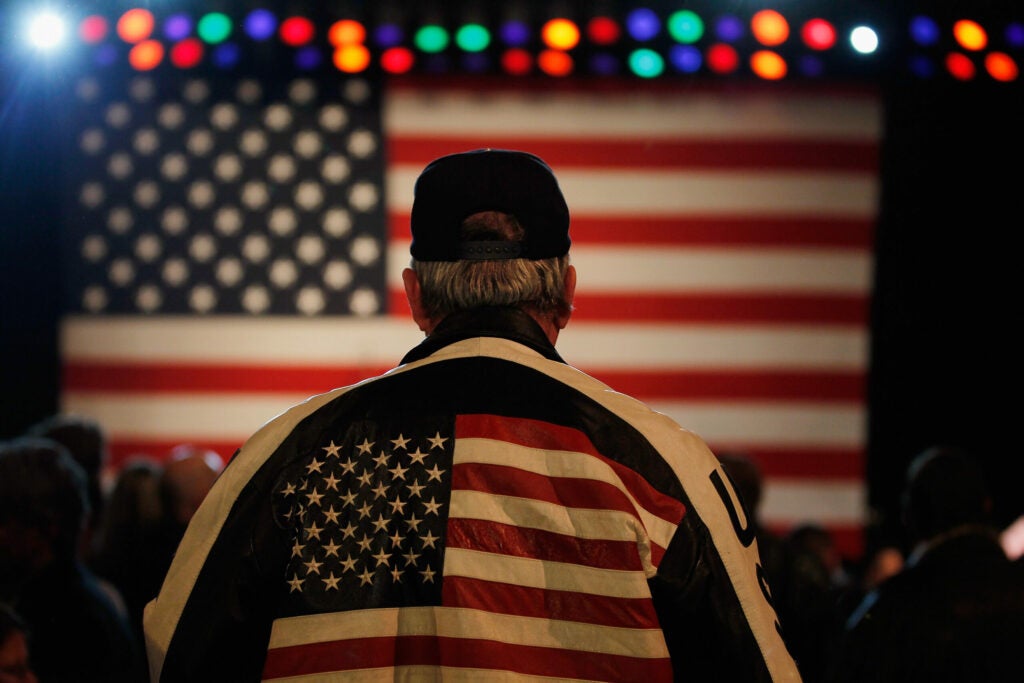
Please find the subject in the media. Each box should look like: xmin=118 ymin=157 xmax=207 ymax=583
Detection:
xmin=866 ymin=74 xmax=1023 ymax=549
xmin=2 ymin=1 xmax=1022 ymax=557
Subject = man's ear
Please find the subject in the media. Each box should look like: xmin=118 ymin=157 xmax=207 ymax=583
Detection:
xmin=554 ymin=264 xmax=577 ymax=331
xmin=402 ymin=268 xmax=434 ymax=334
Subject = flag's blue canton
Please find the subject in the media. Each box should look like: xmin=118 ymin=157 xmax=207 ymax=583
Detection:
xmin=274 ymin=424 xmax=454 ymax=612
xmin=62 ymin=73 xmax=387 ymax=316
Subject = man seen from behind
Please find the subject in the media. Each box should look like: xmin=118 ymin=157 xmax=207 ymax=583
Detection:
xmin=143 ymin=149 xmax=801 ymax=682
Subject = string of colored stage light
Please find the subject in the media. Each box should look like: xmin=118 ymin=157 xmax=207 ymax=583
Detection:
xmin=14 ymin=5 xmax=1024 ymax=84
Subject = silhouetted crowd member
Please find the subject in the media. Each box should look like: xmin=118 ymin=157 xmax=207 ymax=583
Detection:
xmin=91 ymin=456 xmax=167 ymax=650
xmin=158 ymin=444 xmax=224 ymax=537
xmin=88 ymin=445 xmax=223 ymax=667
xmin=786 ymin=523 xmax=852 ymax=595
xmin=144 ymin=149 xmax=800 ymax=681
xmin=0 ymin=437 xmax=142 ymax=682
xmin=829 ymin=445 xmax=1024 ymax=682
xmin=0 ymin=602 xmax=38 ymax=683
xmin=718 ymin=452 xmax=840 ymax=682
xmin=25 ymin=414 xmax=109 ymax=564
xmin=150 ymin=444 xmax=224 ymax=579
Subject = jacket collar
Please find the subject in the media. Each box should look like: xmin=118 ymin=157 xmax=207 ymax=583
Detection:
xmin=400 ymin=306 xmax=566 ymax=365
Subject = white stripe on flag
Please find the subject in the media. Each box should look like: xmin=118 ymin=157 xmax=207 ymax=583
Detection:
xmin=763 ymin=480 xmax=867 ymax=524
xmin=60 ymin=393 xmax=861 ymax=447
xmin=649 ymin=402 xmax=865 ymax=447
xmin=268 ymin=606 xmax=670 ymax=657
xmin=61 ymin=317 xmax=867 ymax=370
xmin=443 ymin=547 xmax=652 ymax=599
xmin=388 ymin=167 xmax=877 ymax=216
xmin=388 ymin=242 xmax=873 ymax=293
xmin=385 ymin=90 xmax=881 ymax=140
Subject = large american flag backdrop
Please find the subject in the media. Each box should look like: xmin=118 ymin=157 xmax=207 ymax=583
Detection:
xmin=58 ymin=70 xmax=879 ymax=559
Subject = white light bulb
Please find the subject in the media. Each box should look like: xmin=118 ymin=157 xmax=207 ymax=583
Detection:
xmin=28 ymin=12 xmax=67 ymax=50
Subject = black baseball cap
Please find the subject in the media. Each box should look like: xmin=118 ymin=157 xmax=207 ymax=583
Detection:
xmin=409 ymin=148 xmax=571 ymax=261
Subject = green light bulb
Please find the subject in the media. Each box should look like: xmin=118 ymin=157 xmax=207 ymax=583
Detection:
xmin=456 ymin=24 xmax=490 ymax=52
xmin=197 ymin=13 xmax=232 ymax=44
xmin=415 ymin=25 xmax=450 ymax=53
xmin=629 ymin=48 xmax=664 ymax=78
xmin=668 ymin=11 xmax=704 ymax=44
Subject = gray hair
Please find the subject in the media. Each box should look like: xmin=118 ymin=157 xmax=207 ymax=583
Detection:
xmin=411 ymin=211 xmax=571 ymax=320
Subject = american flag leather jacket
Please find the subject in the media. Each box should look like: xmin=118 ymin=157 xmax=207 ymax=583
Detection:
xmin=144 ymin=306 xmax=801 ymax=682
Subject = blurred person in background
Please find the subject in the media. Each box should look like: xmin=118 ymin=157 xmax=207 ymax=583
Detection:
xmin=0 ymin=437 xmax=141 ymax=682
xmin=158 ymin=444 xmax=224 ymax=534
xmin=147 ymin=444 xmax=226 ymax=607
xmin=719 ymin=452 xmax=841 ymax=682
xmin=155 ymin=444 xmax=224 ymax=562
xmin=830 ymin=444 xmax=1024 ymax=682
xmin=25 ymin=414 xmax=109 ymax=565
xmin=91 ymin=456 xmax=166 ymax=649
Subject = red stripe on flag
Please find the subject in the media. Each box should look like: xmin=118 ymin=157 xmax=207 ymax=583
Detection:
xmin=446 ymin=517 xmax=643 ymax=571
xmin=262 ymin=634 xmax=673 ymax=681
xmin=442 ymin=575 xmax=659 ymax=627
xmin=63 ymin=362 xmax=864 ymax=402
xmin=264 ymin=636 xmax=431 ymax=679
xmin=390 ymin=212 xmax=875 ymax=249
xmin=544 ymin=291 xmax=870 ymax=325
xmin=707 ymin=445 xmax=865 ymax=480
xmin=387 ymin=288 xmax=868 ymax=325
xmin=456 ymin=413 xmax=602 ymax=454
xmin=456 ymin=413 xmax=600 ymax=454
xmin=595 ymin=369 xmax=865 ymax=403
xmin=567 ymin=293 xmax=868 ymax=326
xmin=453 ymin=463 xmax=639 ymax=518
xmin=386 ymin=74 xmax=880 ymax=99
xmin=389 ymin=135 xmax=879 ymax=171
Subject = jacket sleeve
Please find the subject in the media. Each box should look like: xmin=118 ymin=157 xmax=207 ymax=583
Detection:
xmin=647 ymin=432 xmax=802 ymax=682
xmin=142 ymin=447 xmax=291 ymax=682
xmin=143 ymin=389 xmax=348 ymax=682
